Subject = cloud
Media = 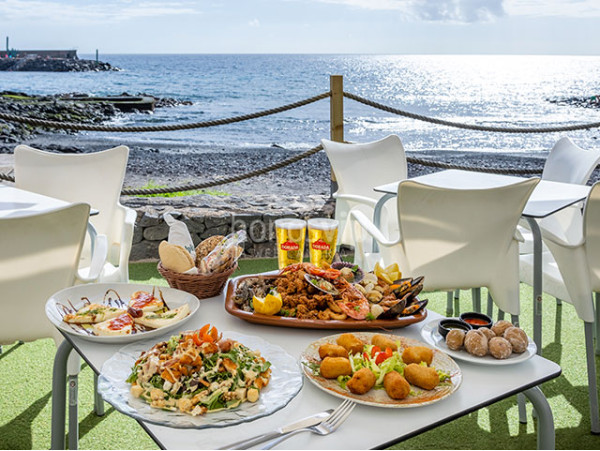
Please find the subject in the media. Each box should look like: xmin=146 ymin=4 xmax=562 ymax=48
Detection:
xmin=310 ymin=0 xmax=505 ymax=22
xmin=0 ymin=0 xmax=202 ymax=22
xmin=505 ymin=0 xmax=600 ymax=18
xmin=248 ymin=18 xmax=260 ymax=27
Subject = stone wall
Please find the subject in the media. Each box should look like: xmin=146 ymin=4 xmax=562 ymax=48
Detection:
xmin=125 ymin=194 xmax=336 ymax=261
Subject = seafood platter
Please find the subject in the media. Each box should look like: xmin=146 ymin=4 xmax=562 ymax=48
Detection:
xmin=300 ymin=332 xmax=461 ymax=407
xmin=46 ymin=283 xmax=200 ymax=343
xmin=225 ymin=262 xmax=428 ymax=329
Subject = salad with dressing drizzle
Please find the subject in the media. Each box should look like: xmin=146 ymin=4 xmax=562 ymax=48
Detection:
xmin=126 ymin=325 xmax=271 ymax=416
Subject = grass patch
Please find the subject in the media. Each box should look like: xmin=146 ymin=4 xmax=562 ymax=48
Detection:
xmin=130 ymin=180 xmax=230 ymax=198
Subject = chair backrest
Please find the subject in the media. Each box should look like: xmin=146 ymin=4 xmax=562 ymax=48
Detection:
xmin=0 ymin=203 xmax=89 ymax=344
xmin=395 ymin=178 xmax=539 ymax=290
xmin=14 ymin=145 xmax=129 ymax=263
xmin=321 ymin=135 xmax=407 ymax=199
xmin=584 ymin=183 xmax=600 ymax=289
xmin=542 ymin=137 xmax=600 ymax=184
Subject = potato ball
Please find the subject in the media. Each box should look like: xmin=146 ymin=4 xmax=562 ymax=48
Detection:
xmin=489 ymin=337 xmax=513 ymax=359
xmin=479 ymin=327 xmax=496 ymax=342
xmin=464 ymin=330 xmax=489 ymax=357
xmin=445 ymin=329 xmax=466 ymax=351
xmin=491 ymin=320 xmax=513 ymax=337
xmin=503 ymin=327 xmax=529 ymax=353
xmin=371 ymin=334 xmax=398 ymax=351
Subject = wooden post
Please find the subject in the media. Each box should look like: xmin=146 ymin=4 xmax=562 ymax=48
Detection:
xmin=329 ymin=75 xmax=343 ymax=196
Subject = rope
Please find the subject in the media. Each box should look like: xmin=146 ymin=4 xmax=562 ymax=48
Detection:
xmin=406 ymin=156 xmax=542 ymax=175
xmin=0 ymin=92 xmax=330 ymax=132
xmin=0 ymin=148 xmax=544 ymax=192
xmin=344 ymin=92 xmax=600 ymax=133
xmin=121 ymin=144 xmax=324 ymax=195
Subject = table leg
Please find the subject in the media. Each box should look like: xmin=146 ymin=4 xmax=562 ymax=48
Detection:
xmin=94 ymin=373 xmax=105 ymax=416
xmin=526 ymin=217 xmax=543 ymax=356
xmin=523 ymin=386 xmax=555 ymax=450
xmin=68 ymin=375 xmax=79 ymax=450
xmin=51 ymin=340 xmax=72 ymax=450
xmin=372 ymin=193 xmax=395 ymax=253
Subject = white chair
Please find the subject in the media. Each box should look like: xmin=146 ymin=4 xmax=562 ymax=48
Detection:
xmin=520 ymin=182 xmax=600 ymax=433
xmin=350 ymin=178 xmax=539 ymax=318
xmin=0 ymin=203 xmax=105 ymax=345
xmin=321 ymin=135 xmax=407 ymax=251
xmin=520 ymin=137 xmax=600 ymax=255
xmin=14 ymin=145 xmax=136 ymax=283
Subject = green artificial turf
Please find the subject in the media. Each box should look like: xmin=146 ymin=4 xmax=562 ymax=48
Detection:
xmin=1 ymin=259 xmax=600 ymax=449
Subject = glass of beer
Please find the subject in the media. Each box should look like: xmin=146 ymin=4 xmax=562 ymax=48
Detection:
xmin=274 ymin=218 xmax=306 ymax=269
xmin=307 ymin=218 xmax=339 ymax=268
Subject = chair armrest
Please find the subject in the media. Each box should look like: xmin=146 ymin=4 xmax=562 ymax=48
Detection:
xmin=540 ymin=226 xmax=584 ymax=248
xmin=118 ymin=206 xmax=136 ymax=272
xmin=514 ymin=226 xmax=525 ymax=243
xmin=334 ymin=194 xmax=379 ymax=209
xmin=349 ymin=210 xmax=401 ymax=247
xmin=76 ymin=234 xmax=108 ymax=283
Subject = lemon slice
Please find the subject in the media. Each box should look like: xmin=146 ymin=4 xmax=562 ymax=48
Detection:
xmin=252 ymin=292 xmax=283 ymax=316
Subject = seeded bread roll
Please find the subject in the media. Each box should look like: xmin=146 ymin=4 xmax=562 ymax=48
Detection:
xmin=195 ymin=235 xmax=225 ymax=267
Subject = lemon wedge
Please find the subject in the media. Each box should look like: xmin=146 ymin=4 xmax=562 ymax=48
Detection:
xmin=252 ymin=292 xmax=283 ymax=316
xmin=374 ymin=262 xmax=402 ymax=284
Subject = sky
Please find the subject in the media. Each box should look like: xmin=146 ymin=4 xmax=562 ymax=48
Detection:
xmin=0 ymin=0 xmax=599 ymax=55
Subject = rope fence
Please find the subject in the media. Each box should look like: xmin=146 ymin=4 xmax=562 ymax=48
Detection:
xmin=3 ymin=83 xmax=598 ymax=193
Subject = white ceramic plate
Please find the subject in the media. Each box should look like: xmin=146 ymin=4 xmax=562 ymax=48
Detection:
xmin=98 ymin=331 xmax=303 ymax=429
xmin=46 ymin=283 xmax=200 ymax=343
xmin=420 ymin=319 xmax=536 ymax=366
xmin=300 ymin=332 xmax=462 ymax=408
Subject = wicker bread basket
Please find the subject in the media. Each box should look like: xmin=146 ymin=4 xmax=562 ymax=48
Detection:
xmin=157 ymin=262 xmax=237 ymax=299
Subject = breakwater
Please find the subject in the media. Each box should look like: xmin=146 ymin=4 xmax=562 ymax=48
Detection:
xmin=0 ymin=57 xmax=117 ymax=72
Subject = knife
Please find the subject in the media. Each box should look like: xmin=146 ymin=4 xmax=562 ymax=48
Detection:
xmin=218 ymin=409 xmax=333 ymax=449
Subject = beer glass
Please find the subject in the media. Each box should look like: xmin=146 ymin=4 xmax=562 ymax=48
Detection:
xmin=274 ymin=218 xmax=306 ymax=269
xmin=307 ymin=218 xmax=338 ymax=268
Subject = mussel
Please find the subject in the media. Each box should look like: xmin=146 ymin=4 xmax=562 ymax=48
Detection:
xmin=304 ymin=274 xmax=339 ymax=295
xmin=377 ymin=297 xmax=408 ymax=319
xmin=331 ymin=262 xmax=364 ymax=283
xmin=392 ymin=276 xmax=424 ymax=302
xmin=401 ymin=298 xmax=428 ymax=316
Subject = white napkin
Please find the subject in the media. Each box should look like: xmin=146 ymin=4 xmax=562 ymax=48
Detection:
xmin=163 ymin=213 xmax=198 ymax=274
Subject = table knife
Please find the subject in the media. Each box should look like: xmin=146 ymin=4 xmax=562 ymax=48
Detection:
xmin=218 ymin=409 xmax=333 ymax=449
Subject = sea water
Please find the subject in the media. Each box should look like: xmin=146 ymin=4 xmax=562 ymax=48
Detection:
xmin=0 ymin=54 xmax=599 ymax=154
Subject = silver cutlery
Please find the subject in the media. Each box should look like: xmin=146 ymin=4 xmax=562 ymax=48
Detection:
xmin=260 ymin=399 xmax=355 ymax=450
xmin=218 ymin=409 xmax=333 ymax=449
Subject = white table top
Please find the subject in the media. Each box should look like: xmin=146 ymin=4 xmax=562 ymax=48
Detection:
xmin=0 ymin=183 xmax=70 ymax=219
xmin=63 ymin=277 xmax=561 ymax=450
xmin=374 ymin=169 xmax=591 ymax=219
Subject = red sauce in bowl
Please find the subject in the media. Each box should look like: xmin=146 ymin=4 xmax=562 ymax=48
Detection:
xmin=464 ymin=317 xmax=489 ymax=326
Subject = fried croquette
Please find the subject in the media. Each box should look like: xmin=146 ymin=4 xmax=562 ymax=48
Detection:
xmin=383 ymin=371 xmax=411 ymax=400
xmin=404 ymin=363 xmax=440 ymax=390
xmin=319 ymin=357 xmax=352 ymax=379
xmin=336 ymin=333 xmax=365 ymax=355
xmin=318 ymin=343 xmax=349 ymax=360
xmin=371 ymin=334 xmax=398 ymax=351
xmin=346 ymin=368 xmax=377 ymax=395
xmin=402 ymin=346 xmax=434 ymax=366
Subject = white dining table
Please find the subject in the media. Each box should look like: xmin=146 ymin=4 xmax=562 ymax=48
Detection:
xmin=50 ymin=282 xmax=560 ymax=450
xmin=372 ymin=169 xmax=591 ymax=358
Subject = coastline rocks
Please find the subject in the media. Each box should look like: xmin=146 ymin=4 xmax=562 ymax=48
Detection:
xmin=549 ymin=95 xmax=600 ymax=109
xmin=0 ymin=57 xmax=119 ymax=72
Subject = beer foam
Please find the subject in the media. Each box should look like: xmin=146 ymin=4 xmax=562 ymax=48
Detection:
xmin=275 ymin=218 xmax=306 ymax=230
xmin=308 ymin=218 xmax=339 ymax=231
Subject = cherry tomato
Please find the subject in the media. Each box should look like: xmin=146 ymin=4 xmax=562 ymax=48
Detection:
xmin=371 ymin=346 xmax=381 ymax=358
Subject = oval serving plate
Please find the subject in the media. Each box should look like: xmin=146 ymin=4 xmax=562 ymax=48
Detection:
xmin=420 ymin=319 xmax=536 ymax=366
xmin=225 ymin=274 xmax=428 ymax=330
xmin=46 ymin=282 xmax=200 ymax=343
xmin=300 ymin=332 xmax=462 ymax=408
xmin=98 ymin=331 xmax=303 ymax=428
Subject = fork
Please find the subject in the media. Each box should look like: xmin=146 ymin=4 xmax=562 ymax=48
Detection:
xmin=260 ymin=399 xmax=355 ymax=450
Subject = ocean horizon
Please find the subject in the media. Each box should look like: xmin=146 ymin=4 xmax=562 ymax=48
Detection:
xmin=1 ymin=53 xmax=599 ymax=154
